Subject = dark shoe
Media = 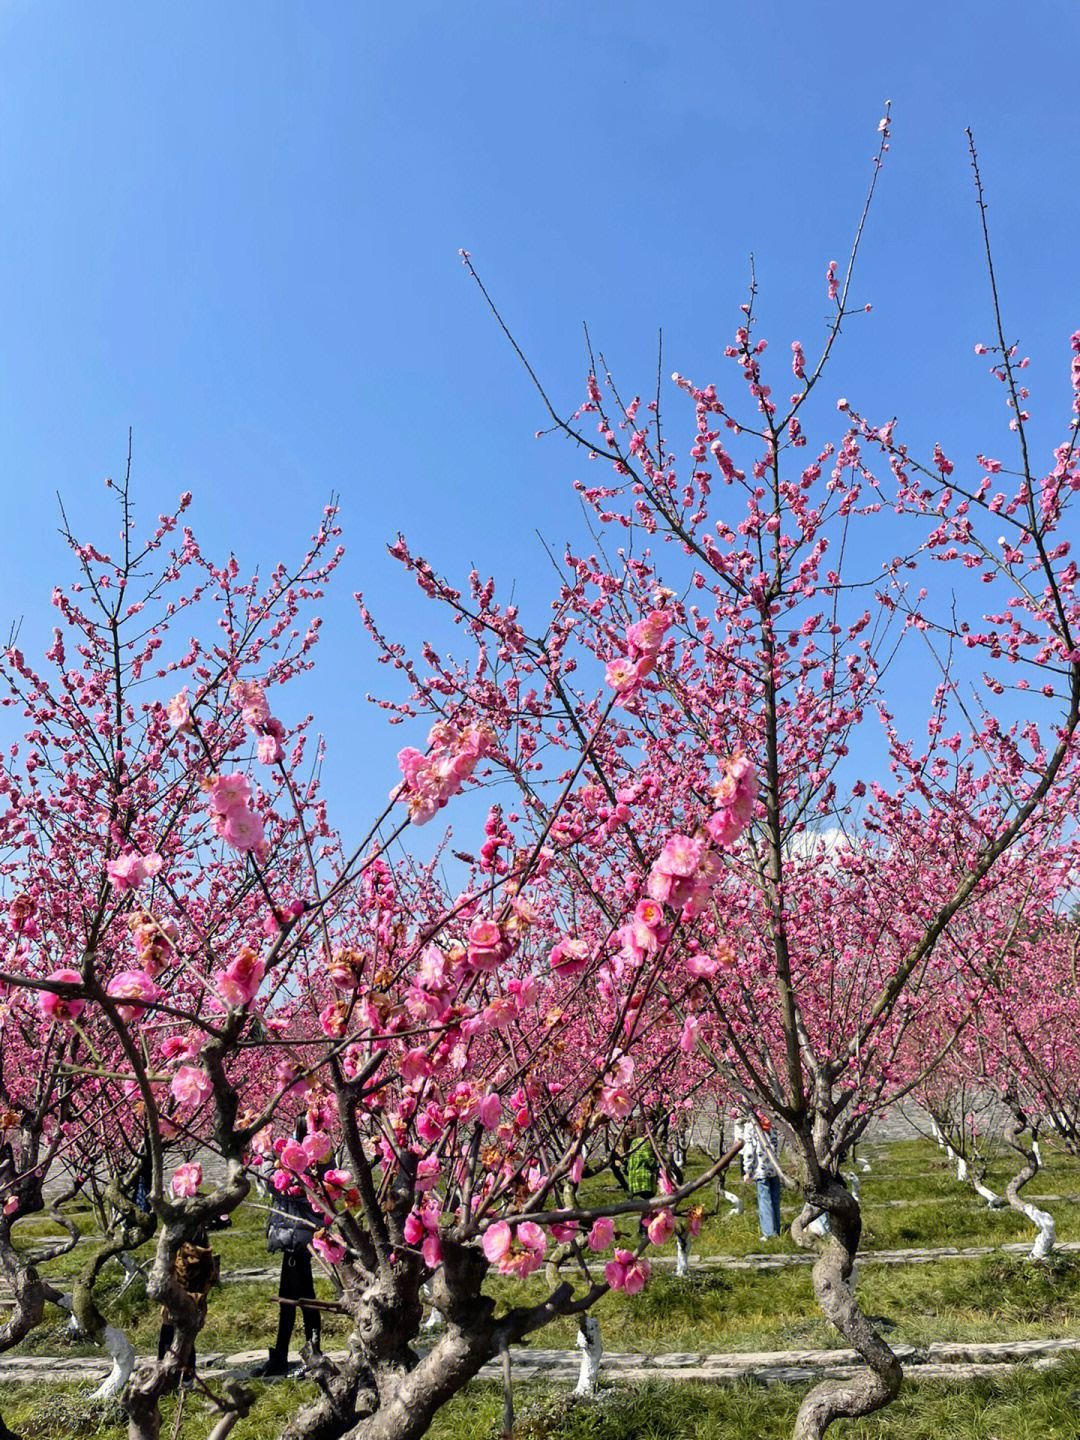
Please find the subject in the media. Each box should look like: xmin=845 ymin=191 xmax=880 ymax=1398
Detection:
xmin=250 ymin=1355 xmax=289 ymax=1379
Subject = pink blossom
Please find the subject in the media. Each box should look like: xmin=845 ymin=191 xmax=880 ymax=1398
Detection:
xmin=634 ymin=897 xmax=664 ymax=929
xmin=207 ymin=772 xmax=252 ymax=813
xmin=302 ymin=1130 xmax=334 ymax=1164
xmin=679 ymin=1014 xmax=701 ymax=1053
xmin=400 ymin=1048 xmax=433 ymax=1087
xmin=218 ymin=805 xmax=266 ymax=854
xmin=38 ymin=969 xmax=86 ymax=1025
xmin=215 ymin=947 xmax=266 ymax=1007
xmin=549 ymin=936 xmax=589 ymax=977
xmin=106 ymin=851 xmax=164 ymax=895
xmin=587 ymin=1216 xmax=614 ymax=1251
xmin=598 ymin=1086 xmax=633 ymax=1120
xmin=403 ymin=1211 xmax=425 ymax=1245
xmin=170 ymin=1065 xmax=212 ymax=1107
xmin=605 ymin=1248 xmax=651 ymax=1294
xmin=106 ymin=969 xmax=160 ymax=1022
xmin=653 ymin=834 xmax=704 ymax=878
xmin=171 ymin=1162 xmax=202 ymax=1198
xmin=479 ymin=1093 xmax=502 ymax=1130
xmin=280 ymin=1138 xmax=310 ymax=1174
xmin=165 ymin=688 xmax=193 ymax=731
xmin=421 ymin=1233 xmax=443 ymax=1267
xmin=646 ymin=1209 xmax=676 ymax=1245
xmin=312 ymin=1228 xmax=346 ymax=1265
xmin=482 ymin=1221 xmax=512 ymax=1264
xmin=466 ymin=916 xmax=504 ymax=972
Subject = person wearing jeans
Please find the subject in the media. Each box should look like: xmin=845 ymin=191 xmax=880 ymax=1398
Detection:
xmin=739 ymin=1113 xmax=784 ymax=1241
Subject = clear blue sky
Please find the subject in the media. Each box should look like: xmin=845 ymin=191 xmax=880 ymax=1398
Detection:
xmin=3 ymin=1 xmax=1078 ymax=824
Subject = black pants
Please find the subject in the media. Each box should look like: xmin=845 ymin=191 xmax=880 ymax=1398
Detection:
xmin=157 ymin=1323 xmax=194 ymax=1374
xmin=272 ymin=1248 xmax=321 ymax=1360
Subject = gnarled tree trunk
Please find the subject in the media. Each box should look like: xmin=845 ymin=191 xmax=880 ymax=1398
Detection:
xmin=1003 ymin=1094 xmax=1056 ymax=1260
xmin=790 ymin=1176 xmax=902 ymax=1440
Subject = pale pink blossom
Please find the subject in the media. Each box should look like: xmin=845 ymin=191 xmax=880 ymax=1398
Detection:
xmin=587 ymin=1216 xmax=615 ymax=1251
xmin=171 ymin=1065 xmax=212 ymax=1107
xmin=215 ymin=947 xmax=266 ymax=1007
xmin=106 ymin=851 xmax=164 ymax=895
xmin=38 ymin=969 xmax=85 ymax=1025
xmin=165 ymin=688 xmax=193 ymax=731
xmin=106 ymin=969 xmax=160 ymax=1022
xmin=482 ymin=1220 xmax=512 ymax=1263
xmin=549 ymin=936 xmax=589 ymax=977
xmin=646 ymin=1209 xmax=676 ymax=1246
xmin=171 ymin=1162 xmax=202 ymax=1198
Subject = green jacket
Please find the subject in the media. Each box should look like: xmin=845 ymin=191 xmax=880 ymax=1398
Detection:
xmin=626 ymin=1137 xmax=660 ymax=1197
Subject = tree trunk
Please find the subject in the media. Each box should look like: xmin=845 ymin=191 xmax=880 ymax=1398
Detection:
xmin=790 ymin=1180 xmax=902 ymax=1440
xmin=1003 ymin=1099 xmax=1056 ymax=1259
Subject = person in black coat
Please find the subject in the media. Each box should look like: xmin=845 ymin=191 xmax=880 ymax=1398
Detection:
xmin=252 ymin=1121 xmax=323 ymax=1378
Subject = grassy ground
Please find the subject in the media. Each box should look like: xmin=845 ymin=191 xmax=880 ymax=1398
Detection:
xmin=4 ymin=1138 xmax=1080 ymax=1436
xmin=6 ymin=1361 xmax=1080 ymax=1440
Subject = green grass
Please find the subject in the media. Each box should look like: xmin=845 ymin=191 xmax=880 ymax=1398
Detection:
xmin=5 ymin=1138 xmax=1080 ymax=1437
xmin=7 ymin=1360 xmax=1080 ymax=1440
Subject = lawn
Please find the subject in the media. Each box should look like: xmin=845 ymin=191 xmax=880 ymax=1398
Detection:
xmin=4 ymin=1137 xmax=1079 ymax=1437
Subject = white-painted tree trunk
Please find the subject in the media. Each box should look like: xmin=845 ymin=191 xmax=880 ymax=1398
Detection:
xmin=55 ymin=1292 xmax=136 ymax=1398
xmin=674 ymin=1233 xmax=690 ymax=1277
xmin=972 ymin=1179 xmax=1004 ymax=1208
xmin=1023 ymin=1202 xmax=1057 ymax=1260
xmin=88 ymin=1324 xmax=136 ymax=1401
xmin=846 ymin=1172 xmax=860 ymax=1202
xmin=928 ymin=1119 xmax=945 ymax=1149
xmin=956 ymin=1155 xmax=968 ymax=1183
xmin=574 ymin=1315 xmax=603 ymax=1396
xmin=1033 ymin=1140 xmax=1043 ymax=1169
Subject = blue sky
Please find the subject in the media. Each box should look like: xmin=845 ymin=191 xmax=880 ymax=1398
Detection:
xmin=2 ymin=0 xmax=1078 ymax=829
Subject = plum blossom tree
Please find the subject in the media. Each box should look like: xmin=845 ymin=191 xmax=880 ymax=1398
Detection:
xmin=366 ymin=120 xmax=1080 ymax=1436
xmin=0 ymin=468 xmax=742 ymax=1440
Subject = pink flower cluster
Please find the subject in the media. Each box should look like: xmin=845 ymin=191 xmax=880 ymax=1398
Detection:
xmin=605 ymin=608 xmax=673 ymax=699
xmin=106 ymin=850 xmax=163 ymax=895
xmin=705 ymin=755 xmax=757 ymax=846
xmin=613 ymin=899 xmax=668 ymax=971
xmin=129 ymin=911 xmax=179 ymax=978
xmin=549 ymin=935 xmax=589 ymax=977
xmin=404 ymin=1201 xmax=444 ymax=1267
xmin=232 ymin=679 xmax=286 ymax=765
xmin=214 ymin=946 xmax=266 ymax=1008
xmin=481 ymin=1219 xmax=547 ymax=1278
xmin=605 ymin=1248 xmax=651 ymax=1294
xmin=8 ymin=895 xmax=39 ymax=939
xmin=171 ymin=1064 xmax=212 ymax=1107
xmin=395 ymin=722 xmax=493 ymax=826
xmin=646 ymin=834 xmax=722 ymax=920
xmin=312 ymin=1228 xmax=347 ymax=1264
xmin=206 ymin=773 xmax=266 ymax=856
xmin=466 ymin=916 xmax=510 ymax=973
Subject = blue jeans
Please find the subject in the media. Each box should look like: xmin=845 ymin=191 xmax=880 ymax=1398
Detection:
xmin=756 ymin=1175 xmax=782 ymax=1238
